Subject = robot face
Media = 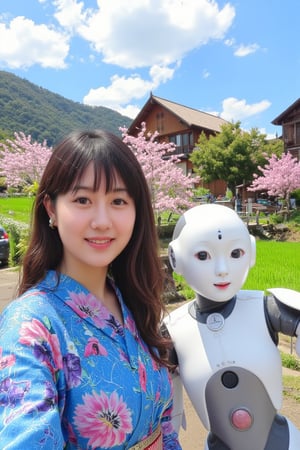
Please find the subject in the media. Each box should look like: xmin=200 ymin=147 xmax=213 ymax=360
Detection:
xmin=169 ymin=205 xmax=255 ymax=302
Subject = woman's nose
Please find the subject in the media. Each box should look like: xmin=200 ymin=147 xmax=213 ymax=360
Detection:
xmin=90 ymin=205 xmax=112 ymax=230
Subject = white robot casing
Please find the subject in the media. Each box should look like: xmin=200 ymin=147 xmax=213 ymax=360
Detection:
xmin=165 ymin=204 xmax=300 ymax=450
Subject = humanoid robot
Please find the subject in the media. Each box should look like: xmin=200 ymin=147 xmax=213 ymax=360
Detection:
xmin=164 ymin=204 xmax=300 ymax=450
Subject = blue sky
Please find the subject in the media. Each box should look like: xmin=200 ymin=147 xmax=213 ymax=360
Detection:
xmin=0 ymin=0 xmax=299 ymax=138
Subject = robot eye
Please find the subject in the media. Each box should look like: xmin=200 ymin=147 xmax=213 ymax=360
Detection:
xmin=196 ymin=251 xmax=209 ymax=260
xmin=231 ymin=248 xmax=245 ymax=259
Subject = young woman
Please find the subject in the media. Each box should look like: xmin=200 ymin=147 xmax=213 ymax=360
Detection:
xmin=0 ymin=130 xmax=181 ymax=449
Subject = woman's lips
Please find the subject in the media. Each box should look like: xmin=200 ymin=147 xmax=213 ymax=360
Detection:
xmin=85 ymin=237 xmax=114 ymax=249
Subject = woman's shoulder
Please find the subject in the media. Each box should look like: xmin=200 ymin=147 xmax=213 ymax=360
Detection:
xmin=1 ymin=285 xmax=60 ymax=328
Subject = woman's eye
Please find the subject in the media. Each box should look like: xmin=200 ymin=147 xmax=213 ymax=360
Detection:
xmin=75 ymin=197 xmax=89 ymax=205
xmin=231 ymin=248 xmax=245 ymax=259
xmin=113 ymin=198 xmax=127 ymax=205
xmin=196 ymin=251 xmax=209 ymax=261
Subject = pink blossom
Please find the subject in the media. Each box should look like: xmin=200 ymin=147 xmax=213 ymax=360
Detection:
xmin=0 ymin=347 xmax=16 ymax=370
xmin=125 ymin=315 xmax=137 ymax=335
xmin=138 ymin=360 xmax=147 ymax=392
xmin=155 ymin=391 xmax=161 ymax=403
xmin=0 ymin=132 xmax=52 ymax=189
xmin=84 ymin=337 xmax=108 ymax=357
xmin=121 ymin=123 xmax=199 ymax=215
xmin=66 ymin=291 xmax=111 ymax=328
xmin=19 ymin=319 xmax=62 ymax=370
xmin=74 ymin=390 xmax=133 ymax=448
xmin=248 ymin=152 xmax=300 ymax=206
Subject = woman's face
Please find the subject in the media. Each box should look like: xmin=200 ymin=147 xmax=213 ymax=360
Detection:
xmin=45 ymin=163 xmax=136 ymax=280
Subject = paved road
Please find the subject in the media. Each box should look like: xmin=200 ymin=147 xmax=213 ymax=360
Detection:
xmin=0 ymin=267 xmax=19 ymax=312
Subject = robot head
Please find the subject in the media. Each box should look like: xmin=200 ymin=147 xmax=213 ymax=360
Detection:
xmin=168 ymin=204 xmax=256 ymax=302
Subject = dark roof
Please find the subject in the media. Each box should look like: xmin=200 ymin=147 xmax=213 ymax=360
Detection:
xmin=128 ymin=94 xmax=228 ymax=134
xmin=272 ymin=98 xmax=300 ymax=125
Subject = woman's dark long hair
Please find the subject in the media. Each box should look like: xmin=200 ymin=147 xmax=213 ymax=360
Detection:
xmin=19 ymin=130 xmax=171 ymax=366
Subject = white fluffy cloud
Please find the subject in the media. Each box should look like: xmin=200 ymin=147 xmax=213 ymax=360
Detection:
xmin=234 ymin=43 xmax=260 ymax=57
xmin=225 ymin=38 xmax=260 ymax=57
xmin=77 ymin=0 xmax=234 ymax=113
xmin=75 ymin=0 xmax=235 ymax=69
xmin=220 ymin=97 xmax=271 ymax=122
xmin=0 ymin=0 xmax=236 ymax=114
xmin=83 ymin=65 xmax=176 ymax=117
xmin=53 ymin=0 xmax=88 ymax=31
xmin=0 ymin=16 xmax=69 ymax=69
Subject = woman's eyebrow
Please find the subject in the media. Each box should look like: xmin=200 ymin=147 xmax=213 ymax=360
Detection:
xmin=113 ymin=187 xmax=128 ymax=192
xmin=71 ymin=185 xmax=129 ymax=193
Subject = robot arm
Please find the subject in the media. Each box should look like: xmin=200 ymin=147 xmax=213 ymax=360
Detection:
xmin=160 ymin=322 xmax=186 ymax=432
xmin=170 ymin=369 xmax=186 ymax=434
xmin=266 ymin=288 xmax=300 ymax=356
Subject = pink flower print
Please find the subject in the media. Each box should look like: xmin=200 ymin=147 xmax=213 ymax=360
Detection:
xmin=66 ymin=291 xmax=111 ymax=328
xmin=84 ymin=337 xmax=108 ymax=357
xmin=138 ymin=360 xmax=147 ymax=392
xmin=74 ymin=390 xmax=133 ymax=448
xmin=65 ymin=421 xmax=78 ymax=445
xmin=119 ymin=350 xmax=130 ymax=364
xmin=155 ymin=391 xmax=161 ymax=403
xmin=19 ymin=319 xmax=63 ymax=372
xmin=0 ymin=347 xmax=16 ymax=370
xmin=151 ymin=358 xmax=159 ymax=371
xmin=125 ymin=315 xmax=137 ymax=335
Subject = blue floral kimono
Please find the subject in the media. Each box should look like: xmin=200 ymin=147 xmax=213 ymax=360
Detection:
xmin=0 ymin=271 xmax=181 ymax=449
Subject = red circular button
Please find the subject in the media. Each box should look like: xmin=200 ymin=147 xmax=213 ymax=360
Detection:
xmin=231 ymin=408 xmax=253 ymax=430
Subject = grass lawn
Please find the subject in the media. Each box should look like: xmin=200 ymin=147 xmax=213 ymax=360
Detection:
xmin=0 ymin=196 xmax=34 ymax=223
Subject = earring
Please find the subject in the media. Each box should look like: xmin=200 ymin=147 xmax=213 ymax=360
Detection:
xmin=49 ymin=217 xmax=55 ymax=229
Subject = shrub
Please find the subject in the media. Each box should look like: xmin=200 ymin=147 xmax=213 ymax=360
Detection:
xmin=0 ymin=215 xmax=29 ymax=266
xmin=281 ymin=352 xmax=300 ymax=371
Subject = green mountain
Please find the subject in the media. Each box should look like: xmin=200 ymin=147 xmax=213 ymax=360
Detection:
xmin=0 ymin=70 xmax=132 ymax=146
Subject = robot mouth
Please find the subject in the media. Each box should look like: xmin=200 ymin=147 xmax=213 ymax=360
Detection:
xmin=214 ymin=282 xmax=231 ymax=289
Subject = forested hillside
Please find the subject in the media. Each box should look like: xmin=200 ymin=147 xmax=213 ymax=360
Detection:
xmin=0 ymin=71 xmax=132 ymax=146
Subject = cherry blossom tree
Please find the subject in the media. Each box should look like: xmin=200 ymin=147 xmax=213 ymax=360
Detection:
xmin=0 ymin=132 xmax=52 ymax=191
xmin=121 ymin=123 xmax=198 ymax=217
xmin=248 ymin=152 xmax=300 ymax=210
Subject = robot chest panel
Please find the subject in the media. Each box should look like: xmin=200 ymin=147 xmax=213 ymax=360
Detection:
xmin=174 ymin=302 xmax=281 ymax=401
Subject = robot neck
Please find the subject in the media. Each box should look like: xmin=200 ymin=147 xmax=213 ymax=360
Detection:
xmin=189 ymin=294 xmax=236 ymax=323
xmin=195 ymin=294 xmax=231 ymax=312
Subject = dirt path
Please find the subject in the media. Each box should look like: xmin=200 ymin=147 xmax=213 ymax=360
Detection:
xmin=1 ymin=268 xmax=300 ymax=448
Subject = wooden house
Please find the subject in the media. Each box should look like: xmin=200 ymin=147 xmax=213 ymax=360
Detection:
xmin=128 ymin=93 xmax=228 ymax=196
xmin=272 ymin=98 xmax=300 ymax=161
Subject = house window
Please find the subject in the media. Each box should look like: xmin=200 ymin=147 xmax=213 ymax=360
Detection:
xmin=169 ymin=133 xmax=193 ymax=154
xmin=283 ymin=123 xmax=294 ymax=145
xmin=156 ymin=112 xmax=164 ymax=133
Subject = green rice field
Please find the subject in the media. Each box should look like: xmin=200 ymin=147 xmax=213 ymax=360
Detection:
xmin=0 ymin=196 xmax=34 ymax=223
xmin=243 ymin=240 xmax=300 ymax=292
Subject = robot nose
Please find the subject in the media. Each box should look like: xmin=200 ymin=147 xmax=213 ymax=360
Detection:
xmin=215 ymin=259 xmax=228 ymax=277
xmin=218 ymin=271 xmax=228 ymax=277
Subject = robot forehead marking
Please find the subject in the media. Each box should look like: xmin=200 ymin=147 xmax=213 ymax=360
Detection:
xmin=218 ymin=229 xmax=222 ymax=240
